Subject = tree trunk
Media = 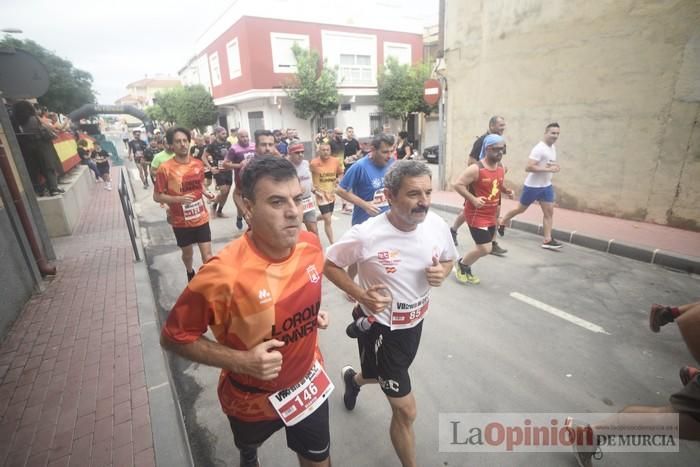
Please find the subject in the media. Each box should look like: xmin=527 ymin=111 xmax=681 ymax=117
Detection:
xmin=309 ymin=117 xmax=316 ymax=157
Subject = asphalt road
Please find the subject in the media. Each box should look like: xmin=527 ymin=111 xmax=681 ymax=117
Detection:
xmin=124 ymin=156 xmax=699 ymax=467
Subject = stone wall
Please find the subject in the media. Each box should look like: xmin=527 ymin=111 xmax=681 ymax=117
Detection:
xmin=443 ymin=0 xmax=700 ymax=228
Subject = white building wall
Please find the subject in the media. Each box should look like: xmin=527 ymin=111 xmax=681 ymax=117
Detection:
xmin=334 ymin=103 xmax=377 ymax=138
xmin=223 ymin=99 xmax=311 ymax=140
xmin=221 ymin=98 xmax=409 ymax=142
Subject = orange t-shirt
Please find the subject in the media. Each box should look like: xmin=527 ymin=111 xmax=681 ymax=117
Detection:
xmin=309 ymin=156 xmax=343 ymax=205
xmin=155 ymin=157 xmax=208 ymax=228
xmin=161 ymin=231 xmax=325 ymax=421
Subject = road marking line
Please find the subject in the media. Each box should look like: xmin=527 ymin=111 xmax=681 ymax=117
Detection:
xmin=148 ymin=382 xmax=169 ymax=392
xmin=509 ymin=292 xmax=610 ymax=335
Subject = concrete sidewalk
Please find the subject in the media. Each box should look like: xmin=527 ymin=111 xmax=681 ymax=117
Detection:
xmin=432 ymin=190 xmax=700 ymax=273
xmin=0 ymin=168 xmax=185 ymax=467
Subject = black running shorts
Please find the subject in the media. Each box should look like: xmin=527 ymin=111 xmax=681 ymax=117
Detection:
xmin=214 ymin=172 xmax=233 ymax=187
xmin=228 ymin=400 xmax=330 ymax=462
xmin=468 ymin=225 xmax=496 ymax=245
xmin=172 ymin=223 xmax=211 ymax=248
xmin=318 ymin=202 xmax=335 ymax=215
xmin=357 ymin=311 xmax=423 ymax=398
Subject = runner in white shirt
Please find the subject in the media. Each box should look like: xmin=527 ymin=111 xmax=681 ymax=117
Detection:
xmin=287 ymin=143 xmax=318 ymax=236
xmin=325 ymin=160 xmax=458 ymax=467
xmin=499 ymin=122 xmax=563 ymax=249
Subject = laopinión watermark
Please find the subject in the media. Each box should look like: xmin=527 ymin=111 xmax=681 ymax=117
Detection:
xmin=439 ymin=413 xmax=679 ymax=453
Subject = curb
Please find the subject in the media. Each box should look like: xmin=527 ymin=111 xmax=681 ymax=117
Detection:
xmin=124 ymin=165 xmax=195 ymax=467
xmin=432 ymin=202 xmax=700 ymax=275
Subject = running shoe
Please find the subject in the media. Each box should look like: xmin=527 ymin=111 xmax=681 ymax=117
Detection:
xmin=649 ymin=304 xmax=673 ymax=333
xmin=341 ymin=366 xmax=360 ymax=410
xmin=541 ymin=239 xmax=563 ymax=250
xmin=236 ymin=216 xmax=243 ymax=230
xmin=564 ymin=417 xmax=602 ymax=467
xmin=454 ymin=264 xmax=480 ymax=285
xmin=497 ymin=223 xmax=506 ymax=237
xmin=680 ymin=366 xmax=699 ymax=386
xmin=449 ymin=227 xmax=458 ymax=246
xmin=239 ymin=446 xmax=259 ymax=467
xmin=490 ymin=242 xmax=508 ymax=256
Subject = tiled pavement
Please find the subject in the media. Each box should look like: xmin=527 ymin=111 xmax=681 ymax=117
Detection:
xmin=0 ymin=169 xmax=155 ymax=467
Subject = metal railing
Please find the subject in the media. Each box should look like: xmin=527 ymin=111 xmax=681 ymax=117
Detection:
xmin=118 ymin=168 xmax=141 ymax=261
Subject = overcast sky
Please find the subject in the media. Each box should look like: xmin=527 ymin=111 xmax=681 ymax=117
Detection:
xmin=3 ymin=0 xmax=438 ymax=105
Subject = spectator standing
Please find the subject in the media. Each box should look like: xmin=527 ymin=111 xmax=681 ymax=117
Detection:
xmin=12 ymin=101 xmax=63 ymax=196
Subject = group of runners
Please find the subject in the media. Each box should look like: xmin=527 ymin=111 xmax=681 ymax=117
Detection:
xmin=124 ymin=120 xmax=697 ymax=467
xmin=141 ymin=124 xmax=455 ymax=466
xmin=451 ymin=116 xmax=564 ymax=285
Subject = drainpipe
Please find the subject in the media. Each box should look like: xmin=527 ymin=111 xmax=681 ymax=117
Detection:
xmin=437 ymin=0 xmax=447 ymax=190
xmin=0 ymin=144 xmax=56 ymax=276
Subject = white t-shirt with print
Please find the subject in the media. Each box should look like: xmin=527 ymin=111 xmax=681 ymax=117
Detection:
xmin=293 ymin=159 xmax=313 ymax=197
xmin=523 ymin=141 xmax=557 ymax=188
xmin=326 ymin=211 xmax=459 ymax=329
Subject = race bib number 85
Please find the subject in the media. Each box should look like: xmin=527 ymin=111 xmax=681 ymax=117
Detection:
xmin=391 ymin=294 xmax=429 ymax=330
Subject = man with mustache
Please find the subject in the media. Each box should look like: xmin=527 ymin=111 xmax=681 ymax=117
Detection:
xmin=161 ymin=157 xmax=331 ymax=467
xmin=453 ymin=134 xmax=513 ymax=285
xmin=325 ymin=160 xmax=458 ymax=467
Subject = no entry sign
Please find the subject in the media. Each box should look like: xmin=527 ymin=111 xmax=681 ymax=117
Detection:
xmin=423 ymin=79 xmax=441 ymax=106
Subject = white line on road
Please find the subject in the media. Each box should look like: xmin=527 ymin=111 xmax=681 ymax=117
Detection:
xmin=509 ymin=292 xmax=611 ymax=335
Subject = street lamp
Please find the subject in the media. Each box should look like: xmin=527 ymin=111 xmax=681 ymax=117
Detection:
xmin=1 ymin=28 xmax=23 ymax=34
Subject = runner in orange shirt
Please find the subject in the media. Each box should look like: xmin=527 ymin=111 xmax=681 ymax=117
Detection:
xmin=310 ymin=142 xmax=343 ymax=244
xmin=160 ymin=156 xmax=332 ymax=467
xmin=154 ymin=127 xmax=215 ymax=282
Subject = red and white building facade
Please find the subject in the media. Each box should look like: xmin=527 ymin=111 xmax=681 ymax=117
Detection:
xmin=179 ymin=1 xmax=425 ymax=139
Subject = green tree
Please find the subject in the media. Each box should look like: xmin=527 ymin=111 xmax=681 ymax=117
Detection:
xmin=145 ymin=85 xmax=217 ymax=131
xmin=0 ymin=37 xmax=96 ymax=114
xmin=377 ymin=57 xmax=435 ymax=130
xmin=285 ymin=43 xmax=339 ymax=139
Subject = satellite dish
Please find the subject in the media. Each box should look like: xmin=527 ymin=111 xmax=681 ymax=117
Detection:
xmin=0 ymin=47 xmax=50 ymax=99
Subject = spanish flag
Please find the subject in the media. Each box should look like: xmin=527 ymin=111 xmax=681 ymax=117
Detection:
xmin=52 ymin=132 xmax=95 ymax=173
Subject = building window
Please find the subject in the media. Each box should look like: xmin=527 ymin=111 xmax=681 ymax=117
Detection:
xmin=384 ymin=42 xmax=412 ymax=66
xmin=339 ymin=54 xmax=372 ymax=85
xmin=209 ymin=52 xmax=222 ymax=87
xmin=248 ymin=111 xmax=265 ymax=134
xmin=369 ymin=112 xmax=386 ymax=135
xmin=271 ymin=33 xmax=309 ymax=73
xmin=322 ymin=30 xmax=376 ymax=86
xmin=226 ymin=38 xmax=241 ymax=79
xmin=320 ymin=116 xmax=336 ymax=131
xmin=340 ymin=103 xmax=352 ymax=111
